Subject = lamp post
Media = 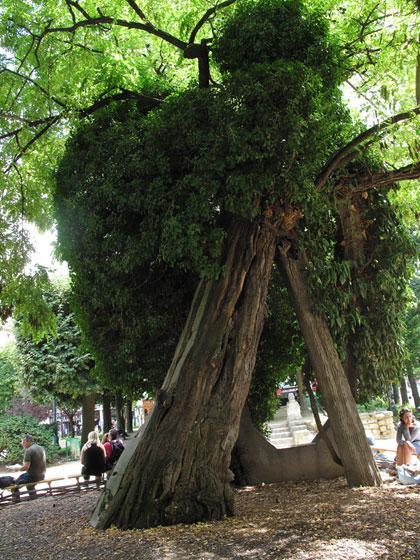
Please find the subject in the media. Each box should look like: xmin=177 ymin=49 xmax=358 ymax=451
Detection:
xmin=52 ymin=399 xmax=59 ymax=446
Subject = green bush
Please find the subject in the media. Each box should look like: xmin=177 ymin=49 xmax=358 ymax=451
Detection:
xmin=0 ymin=415 xmax=60 ymax=465
xmin=356 ymin=397 xmax=389 ymax=413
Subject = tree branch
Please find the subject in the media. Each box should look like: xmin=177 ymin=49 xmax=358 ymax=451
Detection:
xmin=189 ymin=0 xmax=237 ymax=45
xmin=337 ymin=162 xmax=420 ymax=194
xmin=2 ymin=90 xmax=162 ymax=173
xmin=79 ymin=89 xmax=162 ymax=116
xmin=316 ymin=105 xmax=420 ymax=188
xmin=37 ymin=15 xmax=188 ymax=52
xmin=124 ymin=0 xmax=149 ymax=22
xmin=0 ymin=113 xmax=63 ymax=140
xmin=5 ymin=116 xmax=61 ymax=173
xmin=1 ymin=66 xmax=67 ymax=109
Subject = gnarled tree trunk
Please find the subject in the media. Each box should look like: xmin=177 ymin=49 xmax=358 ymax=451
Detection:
xmin=93 ymin=218 xmax=277 ymax=529
xmin=336 ymin=194 xmax=367 ymax=397
xmin=392 ymin=383 xmax=401 ymax=404
xmin=276 ymin=243 xmax=381 ymax=487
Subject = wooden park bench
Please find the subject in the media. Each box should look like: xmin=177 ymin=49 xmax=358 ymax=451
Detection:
xmin=0 ymin=472 xmax=108 ymax=507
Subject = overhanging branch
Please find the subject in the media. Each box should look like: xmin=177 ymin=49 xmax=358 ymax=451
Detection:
xmin=337 ymin=161 xmax=420 ymax=194
xmin=316 ymin=105 xmax=420 ymax=189
xmin=37 ymin=15 xmax=188 ymax=52
xmin=2 ymin=90 xmax=162 ymax=173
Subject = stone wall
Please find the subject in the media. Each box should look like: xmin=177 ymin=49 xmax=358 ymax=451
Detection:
xmin=359 ymin=410 xmax=395 ymax=439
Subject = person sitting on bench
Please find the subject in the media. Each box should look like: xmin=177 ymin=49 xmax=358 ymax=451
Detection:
xmin=10 ymin=434 xmax=46 ymax=502
xmin=396 ymin=408 xmax=420 ymax=466
xmin=80 ymin=431 xmax=106 ymax=483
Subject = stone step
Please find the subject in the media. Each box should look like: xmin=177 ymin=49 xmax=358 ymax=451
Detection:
xmin=270 ymin=427 xmax=292 ymax=435
xmin=269 ymin=437 xmax=295 ymax=448
xmin=269 ymin=421 xmax=289 ymax=429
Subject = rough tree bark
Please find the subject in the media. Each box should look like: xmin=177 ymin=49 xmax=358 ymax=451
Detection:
xmin=93 ymin=217 xmax=277 ymax=529
xmin=408 ymin=371 xmax=420 ymax=408
xmin=392 ymin=384 xmax=401 ymax=404
xmin=102 ymin=392 xmax=112 ymax=433
xmin=400 ymin=377 xmax=409 ymax=405
xmin=81 ymin=392 xmax=96 ymax=447
xmin=276 ymin=242 xmax=382 ymax=487
xmin=115 ymin=392 xmax=125 ymax=433
xmin=125 ymin=400 xmax=133 ymax=433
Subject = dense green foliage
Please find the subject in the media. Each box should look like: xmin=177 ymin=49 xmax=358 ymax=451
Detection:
xmin=213 ymin=0 xmax=343 ymax=85
xmin=1 ymin=0 xmax=418 ymax=334
xmin=55 ymin=2 xmax=345 ymax=412
xmin=0 ymin=415 xmax=60 ymax=464
xmin=55 ymin=0 xmax=418 ymax=410
xmin=305 ymin=186 xmax=416 ymax=399
xmin=0 ymin=344 xmax=19 ymax=415
xmin=14 ymin=284 xmax=98 ymax=409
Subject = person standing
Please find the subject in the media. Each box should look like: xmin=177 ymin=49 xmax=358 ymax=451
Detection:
xmin=11 ymin=434 xmax=46 ymax=501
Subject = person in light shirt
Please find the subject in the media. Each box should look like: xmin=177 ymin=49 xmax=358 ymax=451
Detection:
xmin=396 ymin=408 xmax=420 ymax=466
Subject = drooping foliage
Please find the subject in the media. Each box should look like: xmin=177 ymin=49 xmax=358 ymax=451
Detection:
xmin=55 ymin=101 xmax=305 ymax=410
xmin=301 ymin=158 xmax=416 ymax=400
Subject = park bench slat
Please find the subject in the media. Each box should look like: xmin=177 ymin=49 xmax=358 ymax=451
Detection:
xmin=0 ymin=473 xmax=106 ymax=507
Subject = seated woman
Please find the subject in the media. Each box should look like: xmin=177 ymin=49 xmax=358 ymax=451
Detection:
xmin=396 ymin=408 xmax=420 ymax=466
xmin=80 ymin=431 xmax=106 ymax=483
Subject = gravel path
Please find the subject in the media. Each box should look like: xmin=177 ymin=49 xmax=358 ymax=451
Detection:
xmin=0 ymin=477 xmax=418 ymax=560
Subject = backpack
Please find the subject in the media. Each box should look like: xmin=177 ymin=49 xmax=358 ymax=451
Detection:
xmin=106 ymin=440 xmax=124 ymax=469
xmin=0 ymin=475 xmax=15 ymax=488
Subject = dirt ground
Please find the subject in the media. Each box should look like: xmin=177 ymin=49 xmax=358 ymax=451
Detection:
xmin=0 ymin=477 xmax=418 ymax=560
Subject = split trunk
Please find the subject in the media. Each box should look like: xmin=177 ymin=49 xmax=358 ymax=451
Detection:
xmin=93 ymin=218 xmax=277 ymax=529
xmin=277 ymin=244 xmax=382 ymax=487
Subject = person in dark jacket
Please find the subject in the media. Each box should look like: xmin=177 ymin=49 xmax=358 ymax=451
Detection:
xmin=80 ymin=431 xmax=106 ymax=483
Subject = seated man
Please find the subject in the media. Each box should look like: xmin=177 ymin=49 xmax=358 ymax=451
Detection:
xmin=11 ymin=434 xmax=46 ymax=502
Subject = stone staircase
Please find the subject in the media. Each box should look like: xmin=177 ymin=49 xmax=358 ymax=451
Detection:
xmin=267 ymin=406 xmax=316 ymax=449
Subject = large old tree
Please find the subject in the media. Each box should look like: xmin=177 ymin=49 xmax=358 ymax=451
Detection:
xmin=1 ymin=0 xmax=419 ymax=529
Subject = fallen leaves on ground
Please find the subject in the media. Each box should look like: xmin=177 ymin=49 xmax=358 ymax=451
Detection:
xmin=0 ymin=478 xmax=418 ymax=560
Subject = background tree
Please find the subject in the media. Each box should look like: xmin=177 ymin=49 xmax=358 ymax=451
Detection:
xmin=0 ymin=344 xmax=19 ymax=415
xmin=14 ymin=282 xmax=98 ymax=443
xmin=0 ymin=415 xmax=60 ymax=465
